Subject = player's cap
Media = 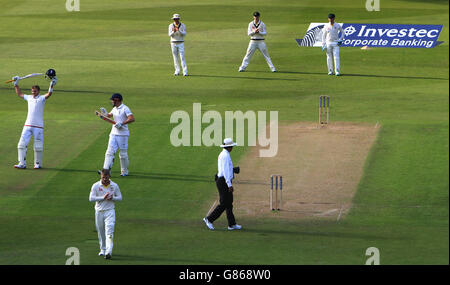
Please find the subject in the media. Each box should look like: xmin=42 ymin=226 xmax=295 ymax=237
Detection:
xmin=110 ymin=93 xmax=123 ymax=101
xmin=172 ymin=14 xmax=180 ymax=19
xmin=328 ymin=13 xmax=335 ymax=19
xmin=253 ymin=11 xmax=260 ymax=17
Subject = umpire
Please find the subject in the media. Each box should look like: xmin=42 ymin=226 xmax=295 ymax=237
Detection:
xmin=203 ymin=138 xmax=242 ymax=231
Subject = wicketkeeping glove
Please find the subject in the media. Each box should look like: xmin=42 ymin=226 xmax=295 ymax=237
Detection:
xmin=100 ymin=107 xmax=108 ymax=115
xmin=114 ymin=122 xmax=123 ymax=129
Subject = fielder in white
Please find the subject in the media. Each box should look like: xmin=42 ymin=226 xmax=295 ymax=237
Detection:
xmin=239 ymin=11 xmax=276 ymax=72
xmin=101 ymin=93 xmax=135 ymax=176
xmin=89 ymin=169 xmax=123 ymax=259
xmin=13 ymin=75 xmax=57 ymax=169
xmin=322 ymin=13 xmax=344 ymax=76
xmin=169 ymin=13 xmax=188 ymax=76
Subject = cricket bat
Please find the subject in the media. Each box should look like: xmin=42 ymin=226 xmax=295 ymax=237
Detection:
xmin=5 ymin=73 xmax=44 ymax=84
xmin=95 ymin=110 xmax=116 ymax=125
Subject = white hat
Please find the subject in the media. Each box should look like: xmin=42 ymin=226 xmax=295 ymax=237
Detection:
xmin=220 ymin=138 xmax=237 ymax=148
xmin=172 ymin=14 xmax=180 ymax=19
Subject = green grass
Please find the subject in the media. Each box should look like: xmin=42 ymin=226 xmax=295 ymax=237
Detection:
xmin=0 ymin=0 xmax=448 ymax=264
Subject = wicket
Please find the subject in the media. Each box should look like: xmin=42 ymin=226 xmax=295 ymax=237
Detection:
xmin=270 ymin=174 xmax=283 ymax=211
xmin=319 ymin=95 xmax=330 ymax=125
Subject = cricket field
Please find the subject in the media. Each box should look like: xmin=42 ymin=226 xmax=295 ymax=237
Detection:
xmin=0 ymin=0 xmax=448 ymax=265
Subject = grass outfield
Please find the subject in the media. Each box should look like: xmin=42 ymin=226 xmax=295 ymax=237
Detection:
xmin=0 ymin=0 xmax=448 ymax=264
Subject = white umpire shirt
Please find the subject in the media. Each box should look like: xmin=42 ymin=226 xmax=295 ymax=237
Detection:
xmin=110 ymin=104 xmax=133 ymax=136
xmin=89 ymin=180 xmax=122 ymax=211
xmin=248 ymin=20 xmax=267 ymax=40
xmin=23 ymin=94 xmax=46 ymax=128
xmin=217 ymin=149 xmax=234 ymax=188
xmin=168 ymin=22 xmax=186 ymax=42
xmin=322 ymin=22 xmax=344 ymax=44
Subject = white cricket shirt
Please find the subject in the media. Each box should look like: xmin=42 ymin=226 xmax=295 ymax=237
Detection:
xmin=89 ymin=180 xmax=122 ymax=211
xmin=168 ymin=23 xmax=187 ymax=42
xmin=110 ymin=103 xmax=133 ymax=136
xmin=217 ymin=149 xmax=234 ymax=187
xmin=23 ymin=94 xmax=46 ymax=128
xmin=248 ymin=20 xmax=267 ymax=40
xmin=322 ymin=22 xmax=344 ymax=44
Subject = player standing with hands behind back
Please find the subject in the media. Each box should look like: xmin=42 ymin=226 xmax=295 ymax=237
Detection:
xmin=100 ymin=93 xmax=135 ymax=177
xmin=12 ymin=69 xmax=57 ymax=169
xmin=322 ymin=13 xmax=344 ymax=76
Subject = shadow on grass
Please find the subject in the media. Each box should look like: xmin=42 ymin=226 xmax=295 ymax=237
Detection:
xmin=190 ymin=74 xmax=300 ymax=81
xmin=108 ymin=254 xmax=233 ymax=264
xmin=249 ymin=70 xmax=449 ymax=80
xmin=43 ymin=167 xmax=214 ymax=183
xmin=241 ymin=227 xmax=404 ymax=241
xmin=0 ymin=87 xmax=110 ymax=94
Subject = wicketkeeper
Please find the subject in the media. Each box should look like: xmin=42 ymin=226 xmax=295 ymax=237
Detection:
xmin=89 ymin=169 xmax=123 ymax=259
xmin=322 ymin=13 xmax=344 ymax=76
xmin=100 ymin=93 xmax=135 ymax=176
xmin=169 ymin=13 xmax=188 ymax=76
xmin=13 ymin=69 xmax=57 ymax=169
xmin=239 ymin=11 xmax=276 ymax=72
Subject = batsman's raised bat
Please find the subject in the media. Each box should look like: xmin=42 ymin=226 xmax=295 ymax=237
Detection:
xmin=95 ymin=110 xmax=116 ymax=125
xmin=5 ymin=73 xmax=44 ymax=84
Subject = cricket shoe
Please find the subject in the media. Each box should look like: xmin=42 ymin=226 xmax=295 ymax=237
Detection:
xmin=174 ymin=72 xmax=180 ymax=76
xmin=228 ymin=224 xmax=242 ymax=231
xmin=328 ymin=72 xmax=333 ymax=75
xmin=203 ymin=217 xmax=214 ymax=230
xmin=183 ymin=74 xmax=188 ymax=76
xmin=335 ymin=72 xmax=341 ymax=76
xmin=105 ymin=254 xmax=112 ymax=260
xmin=238 ymin=68 xmax=245 ymax=72
xmin=34 ymin=164 xmax=41 ymax=169
xmin=14 ymin=164 xmax=26 ymax=169
xmin=271 ymin=68 xmax=277 ymax=72
xmin=120 ymin=170 xmax=129 ymax=177
xmin=98 ymin=251 xmax=105 ymax=256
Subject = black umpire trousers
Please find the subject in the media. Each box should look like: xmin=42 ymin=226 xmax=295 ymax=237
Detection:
xmin=207 ymin=176 xmax=236 ymax=227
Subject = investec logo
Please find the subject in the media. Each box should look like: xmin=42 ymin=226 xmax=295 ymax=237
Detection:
xmin=342 ymin=24 xmax=442 ymax=48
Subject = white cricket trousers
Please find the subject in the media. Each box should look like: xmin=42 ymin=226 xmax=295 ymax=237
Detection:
xmin=171 ymin=42 xmax=188 ymax=75
xmin=240 ymin=40 xmax=275 ymax=71
xmin=95 ymin=209 xmax=116 ymax=254
xmin=17 ymin=126 xmax=44 ymax=166
xmin=326 ymin=43 xmax=340 ymax=74
xmin=104 ymin=135 xmax=129 ymax=172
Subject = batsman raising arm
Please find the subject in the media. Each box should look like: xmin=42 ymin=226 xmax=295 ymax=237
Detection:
xmin=13 ymin=69 xmax=57 ymax=169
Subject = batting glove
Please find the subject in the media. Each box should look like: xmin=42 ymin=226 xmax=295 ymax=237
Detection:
xmin=51 ymin=76 xmax=58 ymax=86
xmin=100 ymin=107 xmax=108 ymax=115
xmin=114 ymin=122 xmax=123 ymax=129
xmin=12 ymin=76 xmax=19 ymax=81
xmin=337 ymin=40 xmax=343 ymax=46
xmin=321 ymin=45 xmax=327 ymax=51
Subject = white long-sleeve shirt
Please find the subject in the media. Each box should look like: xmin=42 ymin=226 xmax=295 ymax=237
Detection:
xmin=89 ymin=180 xmax=122 ymax=211
xmin=248 ymin=20 xmax=267 ymax=40
xmin=168 ymin=22 xmax=186 ymax=42
xmin=322 ymin=22 xmax=344 ymax=44
xmin=217 ymin=149 xmax=234 ymax=187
